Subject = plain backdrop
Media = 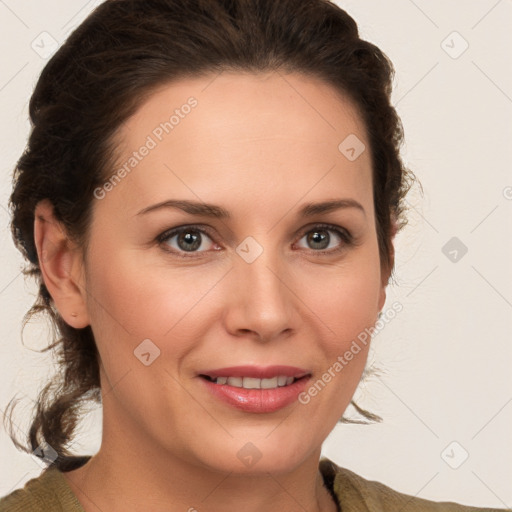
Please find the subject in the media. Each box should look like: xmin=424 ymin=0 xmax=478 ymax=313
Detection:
xmin=0 ymin=0 xmax=511 ymax=508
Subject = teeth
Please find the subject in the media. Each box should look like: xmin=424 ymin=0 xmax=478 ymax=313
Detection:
xmin=226 ymin=377 xmax=243 ymax=387
xmin=213 ymin=375 xmax=298 ymax=389
xmin=243 ymin=377 xmax=261 ymax=389
xmin=261 ymin=377 xmax=278 ymax=389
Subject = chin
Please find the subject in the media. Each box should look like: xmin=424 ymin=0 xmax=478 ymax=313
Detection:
xmin=193 ymin=433 xmax=318 ymax=476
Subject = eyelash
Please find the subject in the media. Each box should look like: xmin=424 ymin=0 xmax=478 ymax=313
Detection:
xmin=156 ymin=223 xmax=354 ymax=259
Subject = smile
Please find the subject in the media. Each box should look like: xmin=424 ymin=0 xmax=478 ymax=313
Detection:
xmin=197 ymin=366 xmax=312 ymax=413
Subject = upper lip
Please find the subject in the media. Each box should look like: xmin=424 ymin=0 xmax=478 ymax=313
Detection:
xmin=198 ymin=365 xmax=311 ymax=379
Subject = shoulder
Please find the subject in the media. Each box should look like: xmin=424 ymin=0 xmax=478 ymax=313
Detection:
xmin=319 ymin=457 xmax=507 ymax=512
xmin=0 ymin=460 xmax=87 ymax=512
xmin=0 ymin=468 xmax=60 ymax=511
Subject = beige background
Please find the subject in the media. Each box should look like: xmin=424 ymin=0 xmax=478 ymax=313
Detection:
xmin=0 ymin=0 xmax=511 ymax=507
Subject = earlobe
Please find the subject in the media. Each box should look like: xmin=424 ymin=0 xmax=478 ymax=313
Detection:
xmin=34 ymin=199 xmax=90 ymax=329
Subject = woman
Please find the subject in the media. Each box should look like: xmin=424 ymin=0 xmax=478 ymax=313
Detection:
xmin=0 ymin=0 xmax=507 ymax=510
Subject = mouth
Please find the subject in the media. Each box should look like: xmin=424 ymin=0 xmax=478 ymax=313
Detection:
xmin=197 ymin=365 xmax=312 ymax=413
xmin=196 ymin=365 xmax=312 ymax=412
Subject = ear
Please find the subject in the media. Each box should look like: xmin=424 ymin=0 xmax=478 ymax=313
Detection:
xmin=33 ymin=199 xmax=90 ymax=328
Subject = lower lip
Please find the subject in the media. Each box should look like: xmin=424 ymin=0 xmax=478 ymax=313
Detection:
xmin=199 ymin=376 xmax=311 ymax=413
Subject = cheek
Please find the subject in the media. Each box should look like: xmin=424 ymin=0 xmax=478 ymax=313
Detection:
xmin=294 ymin=259 xmax=381 ymax=422
xmin=85 ymin=240 xmax=186 ymax=333
xmin=299 ymin=250 xmax=382 ymax=348
xmin=83 ymin=242 xmax=221 ymax=374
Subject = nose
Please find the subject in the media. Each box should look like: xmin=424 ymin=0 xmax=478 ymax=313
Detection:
xmin=222 ymin=243 xmax=299 ymax=343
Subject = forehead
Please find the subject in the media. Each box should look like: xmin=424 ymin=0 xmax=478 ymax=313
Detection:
xmin=103 ymin=71 xmax=373 ymax=217
xmin=120 ymin=70 xmax=367 ymax=147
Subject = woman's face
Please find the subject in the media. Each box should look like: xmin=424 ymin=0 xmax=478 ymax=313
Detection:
xmin=80 ymin=71 xmax=388 ymax=473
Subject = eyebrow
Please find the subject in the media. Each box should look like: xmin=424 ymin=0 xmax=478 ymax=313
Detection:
xmin=136 ymin=198 xmax=366 ymax=218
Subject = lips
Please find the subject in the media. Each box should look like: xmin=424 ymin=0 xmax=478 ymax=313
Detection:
xmin=197 ymin=365 xmax=312 ymax=413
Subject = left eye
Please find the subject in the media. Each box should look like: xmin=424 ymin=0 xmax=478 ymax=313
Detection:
xmin=295 ymin=225 xmax=350 ymax=253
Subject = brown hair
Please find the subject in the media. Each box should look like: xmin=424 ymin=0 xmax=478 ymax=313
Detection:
xmin=5 ymin=0 xmax=416 ymax=469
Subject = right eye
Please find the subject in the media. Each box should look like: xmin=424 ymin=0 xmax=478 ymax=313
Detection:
xmin=157 ymin=225 xmax=220 ymax=258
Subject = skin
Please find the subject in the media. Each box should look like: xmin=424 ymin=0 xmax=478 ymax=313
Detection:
xmin=34 ymin=71 xmax=392 ymax=512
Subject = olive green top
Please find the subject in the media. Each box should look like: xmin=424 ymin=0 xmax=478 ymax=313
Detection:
xmin=0 ymin=456 xmax=507 ymax=511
